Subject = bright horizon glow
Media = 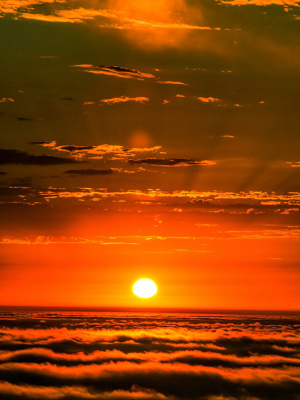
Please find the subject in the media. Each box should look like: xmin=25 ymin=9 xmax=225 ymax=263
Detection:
xmin=133 ymin=279 xmax=157 ymax=298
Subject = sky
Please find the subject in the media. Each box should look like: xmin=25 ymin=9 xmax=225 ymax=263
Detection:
xmin=0 ymin=0 xmax=300 ymax=310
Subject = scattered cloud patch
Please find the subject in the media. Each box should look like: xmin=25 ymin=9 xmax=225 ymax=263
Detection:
xmin=0 ymin=98 xmax=14 ymax=103
xmin=198 ymin=97 xmax=220 ymax=103
xmin=287 ymin=161 xmax=300 ymax=168
xmin=20 ymin=12 xmax=76 ymax=23
xmin=219 ymin=0 xmax=300 ymax=6
xmin=31 ymin=141 xmax=162 ymax=160
xmin=100 ymin=96 xmax=149 ymax=105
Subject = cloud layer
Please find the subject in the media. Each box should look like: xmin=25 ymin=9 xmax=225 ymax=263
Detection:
xmin=0 ymin=311 xmax=299 ymax=400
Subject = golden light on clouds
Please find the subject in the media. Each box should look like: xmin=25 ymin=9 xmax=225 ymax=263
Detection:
xmin=108 ymin=0 xmax=189 ymax=23
xmin=106 ymin=0 xmax=206 ymax=48
xmin=0 ymin=0 xmax=222 ymax=50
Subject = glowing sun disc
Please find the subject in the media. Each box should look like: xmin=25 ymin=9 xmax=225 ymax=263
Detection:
xmin=133 ymin=279 xmax=157 ymax=298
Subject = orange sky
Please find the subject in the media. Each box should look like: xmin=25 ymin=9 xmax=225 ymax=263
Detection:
xmin=0 ymin=0 xmax=300 ymax=310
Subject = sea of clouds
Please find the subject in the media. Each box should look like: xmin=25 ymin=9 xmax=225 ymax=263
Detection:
xmin=0 ymin=310 xmax=299 ymax=400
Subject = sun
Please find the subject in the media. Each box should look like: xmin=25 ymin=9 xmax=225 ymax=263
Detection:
xmin=133 ymin=279 xmax=157 ymax=298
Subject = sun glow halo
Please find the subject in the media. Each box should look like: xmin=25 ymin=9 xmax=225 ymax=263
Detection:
xmin=133 ymin=279 xmax=157 ymax=298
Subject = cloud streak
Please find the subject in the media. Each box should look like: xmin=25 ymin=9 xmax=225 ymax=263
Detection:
xmin=5 ymin=3 xmax=220 ymax=33
xmin=127 ymin=159 xmax=216 ymax=167
xmin=64 ymin=169 xmax=115 ymax=176
xmin=0 ymin=149 xmax=78 ymax=166
xmin=157 ymin=81 xmax=188 ymax=86
xmin=219 ymin=0 xmax=300 ymax=6
xmin=73 ymin=65 xmax=155 ymax=80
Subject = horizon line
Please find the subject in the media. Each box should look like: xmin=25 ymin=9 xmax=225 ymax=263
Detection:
xmin=1 ymin=305 xmax=300 ymax=315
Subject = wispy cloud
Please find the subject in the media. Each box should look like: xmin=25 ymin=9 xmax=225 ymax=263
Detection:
xmin=219 ymin=0 xmax=300 ymax=6
xmin=287 ymin=161 xmax=300 ymax=168
xmin=157 ymin=81 xmax=188 ymax=86
xmin=0 ymin=236 xmax=140 ymax=245
xmin=198 ymin=97 xmax=220 ymax=103
xmin=64 ymin=168 xmax=135 ymax=176
xmin=20 ymin=12 xmax=77 ymax=23
xmin=100 ymin=96 xmax=149 ymax=104
xmin=11 ymin=4 xmax=220 ymax=32
xmin=73 ymin=64 xmax=189 ymax=88
xmin=0 ymin=98 xmax=14 ymax=102
xmin=73 ymin=65 xmax=155 ymax=80
xmin=127 ymin=158 xmax=216 ymax=167
xmin=64 ymin=169 xmax=115 ymax=176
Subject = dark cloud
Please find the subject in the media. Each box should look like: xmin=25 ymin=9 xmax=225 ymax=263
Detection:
xmin=0 ymin=354 xmax=300 ymax=400
xmin=61 ymin=97 xmax=73 ymax=101
xmin=101 ymin=66 xmax=140 ymax=74
xmin=65 ymin=169 xmax=115 ymax=176
xmin=0 ymin=149 xmax=78 ymax=166
xmin=0 ymin=172 xmax=7 ymax=175
xmin=28 ymin=140 xmax=51 ymax=146
xmin=0 ymin=187 xmax=30 ymax=198
xmin=16 ymin=117 xmax=31 ymax=121
xmin=11 ymin=177 xmax=33 ymax=186
xmin=29 ymin=141 xmax=52 ymax=145
xmin=60 ymin=145 xmax=95 ymax=152
xmin=128 ymin=158 xmax=215 ymax=167
xmin=73 ymin=65 xmax=155 ymax=80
